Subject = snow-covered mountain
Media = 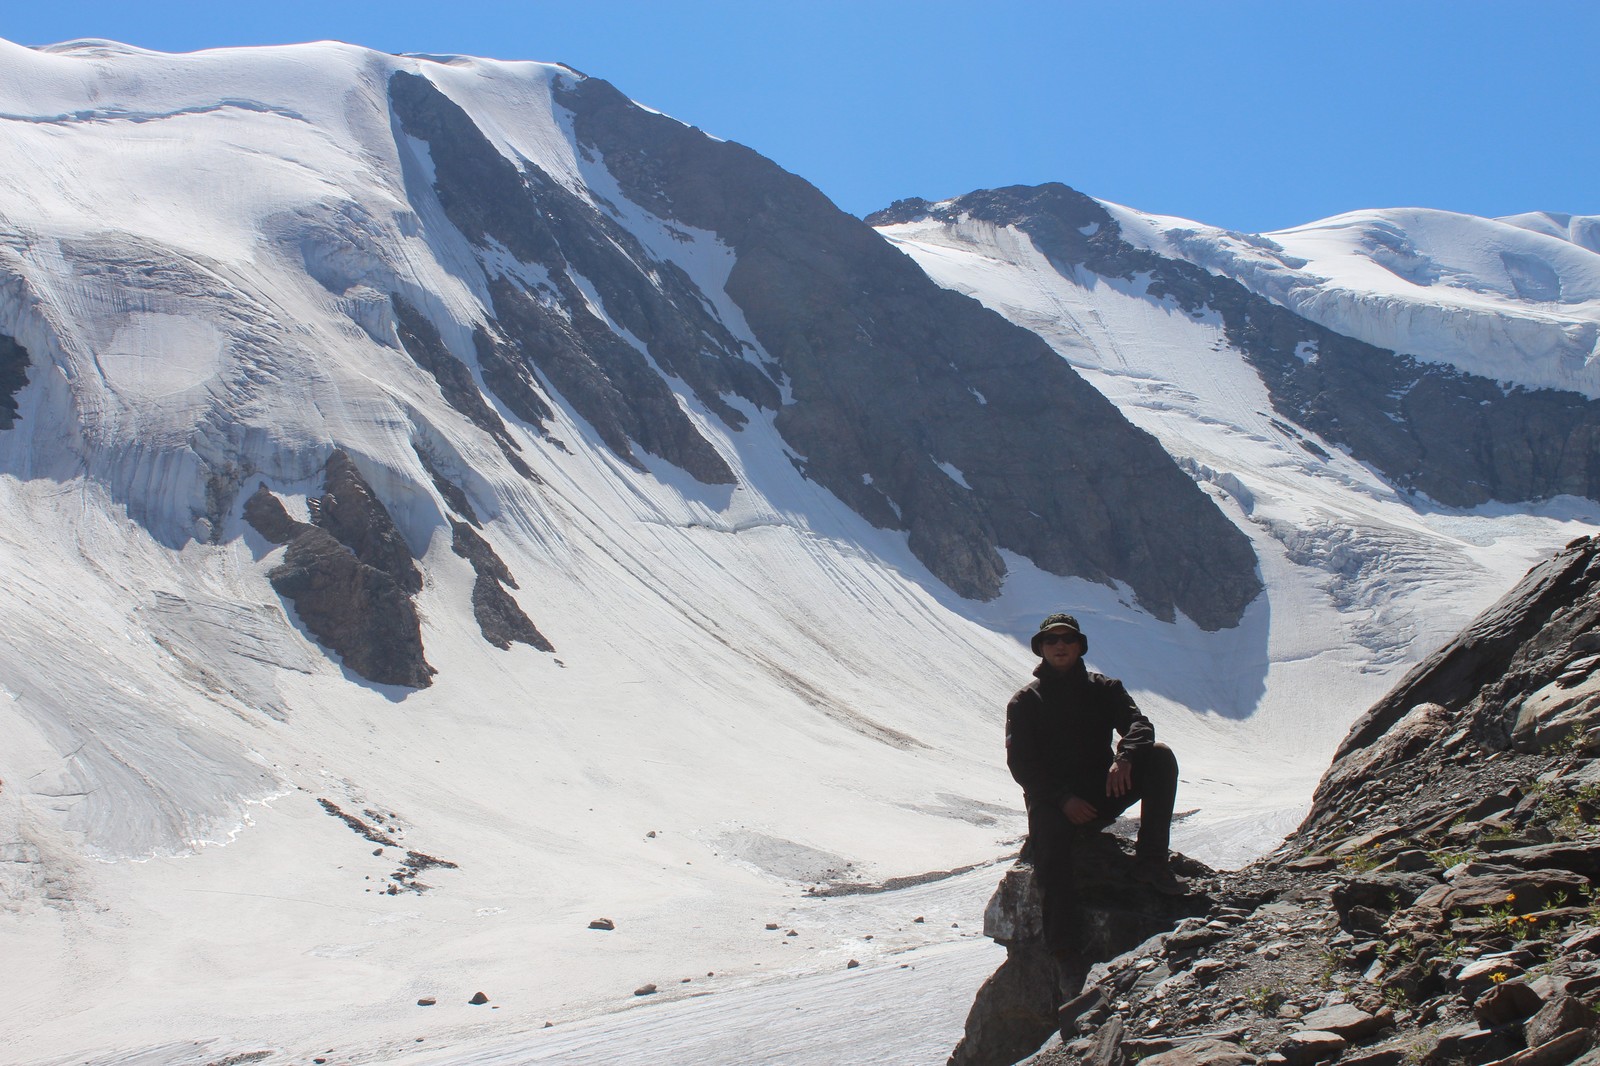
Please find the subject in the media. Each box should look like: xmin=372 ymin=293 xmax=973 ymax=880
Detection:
xmin=1120 ymin=204 xmax=1600 ymax=399
xmin=0 ymin=37 xmax=1595 ymax=1066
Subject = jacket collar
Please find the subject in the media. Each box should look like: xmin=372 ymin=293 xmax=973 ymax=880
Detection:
xmin=1033 ymin=658 xmax=1088 ymax=688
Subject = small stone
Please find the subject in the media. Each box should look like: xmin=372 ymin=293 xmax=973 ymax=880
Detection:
xmin=1472 ymin=979 xmax=1542 ymax=1025
xmin=588 ymin=918 xmax=615 ymax=930
xmin=847 ymin=959 xmax=860 ymax=968
xmin=416 ymin=996 xmax=436 ymax=1006
xmin=1139 ymin=1039 xmax=1257 ymax=1065
xmin=786 ymin=929 xmax=799 ymax=936
xmin=633 ymin=983 xmax=658 ymax=996
xmin=765 ymin=922 xmax=780 ymax=930
xmin=1280 ymin=1029 xmax=1346 ymax=1064
xmin=646 ymin=830 xmax=657 ymax=838
xmin=469 ymin=991 xmax=489 ymax=1005
xmin=544 ymin=1021 xmax=553 ymax=1028
xmin=1455 ymin=957 xmax=1525 ymax=996
xmin=1525 ymin=993 xmax=1596 ymax=1047
xmin=1299 ymin=1003 xmax=1384 ymax=1039
xmin=913 ymin=916 xmax=925 ymax=923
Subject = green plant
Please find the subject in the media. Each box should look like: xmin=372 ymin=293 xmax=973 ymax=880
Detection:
xmin=1383 ymin=984 xmax=1413 ymax=1010
xmin=1340 ymin=845 xmax=1381 ymax=873
xmin=1542 ymin=726 xmax=1589 ymax=758
xmin=1526 ymin=779 xmax=1600 ymax=841
xmin=1428 ymin=847 xmax=1476 ymax=870
xmin=1317 ymin=950 xmax=1347 ymax=988
xmin=1484 ymin=892 xmax=1548 ymax=939
xmin=1384 ymin=935 xmax=1417 ymax=961
xmin=1245 ymin=985 xmax=1285 ymax=1014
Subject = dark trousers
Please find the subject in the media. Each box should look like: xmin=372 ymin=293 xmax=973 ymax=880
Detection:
xmin=1026 ymin=742 xmax=1178 ymax=953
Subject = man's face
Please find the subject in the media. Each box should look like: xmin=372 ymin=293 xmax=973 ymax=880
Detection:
xmin=1039 ymin=632 xmax=1082 ymax=670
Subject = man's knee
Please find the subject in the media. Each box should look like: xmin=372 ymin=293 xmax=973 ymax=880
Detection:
xmin=1132 ymin=742 xmax=1184 ymax=793
xmin=1132 ymin=742 xmax=1178 ymax=784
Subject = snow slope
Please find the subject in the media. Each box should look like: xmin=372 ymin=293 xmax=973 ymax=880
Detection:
xmin=0 ymin=37 xmax=1594 ymax=1066
xmin=1100 ymin=201 xmax=1600 ymax=398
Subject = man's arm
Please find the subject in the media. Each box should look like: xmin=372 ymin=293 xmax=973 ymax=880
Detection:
xmin=1108 ymin=679 xmax=1155 ymax=759
xmin=1005 ymin=688 xmax=1065 ymax=809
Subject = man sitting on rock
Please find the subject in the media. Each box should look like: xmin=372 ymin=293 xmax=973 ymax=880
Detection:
xmin=1006 ymin=612 xmax=1187 ymax=953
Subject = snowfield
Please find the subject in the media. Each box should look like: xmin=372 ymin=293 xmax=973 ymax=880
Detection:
xmin=0 ymin=37 xmax=1596 ymax=1066
xmin=1100 ymin=200 xmax=1600 ymax=398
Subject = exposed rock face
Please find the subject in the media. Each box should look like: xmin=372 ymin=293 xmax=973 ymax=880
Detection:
xmin=389 ymin=69 xmax=758 ymax=487
xmin=390 ymin=296 xmax=535 ymax=479
xmin=241 ymin=483 xmax=306 ymax=545
xmin=994 ymin=536 xmax=1600 ymax=1066
xmin=553 ymin=79 xmax=1260 ymax=628
xmin=266 ymin=526 xmax=434 ymax=688
xmin=451 ymin=519 xmax=553 ymax=652
xmin=242 ymin=453 xmax=435 ymax=688
xmin=872 ymin=186 xmax=1600 ymax=511
xmin=413 ymin=444 xmax=481 ymax=527
xmin=1312 ymin=535 xmax=1600 ymax=827
xmin=0 ymin=332 xmax=30 ymax=429
xmin=309 ymin=449 xmax=423 ymax=595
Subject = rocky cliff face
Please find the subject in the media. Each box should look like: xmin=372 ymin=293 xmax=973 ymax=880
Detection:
xmin=872 ymin=186 xmax=1600 ymax=511
xmin=966 ymin=537 xmax=1600 ymax=1066
xmin=542 ymin=78 xmax=1261 ymax=629
xmin=244 ymin=451 xmax=436 ymax=688
xmin=0 ymin=332 xmax=28 ymax=430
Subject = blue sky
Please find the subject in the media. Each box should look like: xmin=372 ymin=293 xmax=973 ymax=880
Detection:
xmin=6 ymin=2 xmax=1596 ymax=233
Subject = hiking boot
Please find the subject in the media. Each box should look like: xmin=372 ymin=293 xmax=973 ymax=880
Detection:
xmin=1133 ymin=857 xmax=1189 ymax=896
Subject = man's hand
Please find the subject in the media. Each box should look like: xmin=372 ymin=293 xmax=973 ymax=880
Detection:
xmin=1060 ymin=795 xmax=1100 ymax=825
xmin=1106 ymin=758 xmax=1133 ymax=799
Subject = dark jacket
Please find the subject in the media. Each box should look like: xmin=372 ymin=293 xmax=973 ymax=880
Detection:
xmin=1005 ymin=659 xmax=1156 ymax=810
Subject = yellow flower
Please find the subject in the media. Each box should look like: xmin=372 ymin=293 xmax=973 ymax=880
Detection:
xmin=1490 ymin=972 xmax=1508 ymax=983
xmin=1506 ymin=893 xmax=1516 ymax=902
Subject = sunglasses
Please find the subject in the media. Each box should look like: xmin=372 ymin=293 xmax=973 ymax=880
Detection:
xmin=1040 ymin=633 xmax=1079 ymax=646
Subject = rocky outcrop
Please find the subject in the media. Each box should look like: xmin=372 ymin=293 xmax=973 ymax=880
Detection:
xmin=413 ymin=444 xmax=481 ymax=527
xmin=451 ymin=519 xmax=553 ymax=652
xmin=950 ymin=832 xmax=1212 ymax=1066
xmin=873 ymin=186 xmax=1600 ymax=512
xmin=1313 ymin=536 xmax=1600 ymax=829
xmin=416 ymin=445 xmax=553 ymax=653
xmin=0 ymin=332 xmax=29 ymax=429
xmin=990 ymin=536 xmax=1600 ymax=1066
xmin=390 ymin=69 xmax=762 ymax=486
xmin=554 ymin=79 xmax=1260 ymax=629
xmin=391 ymin=296 xmax=535 ymax=479
xmin=243 ymin=452 xmax=435 ymax=688
xmin=241 ymin=483 xmax=305 ymax=545
xmin=309 ymin=449 xmax=422 ymax=595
